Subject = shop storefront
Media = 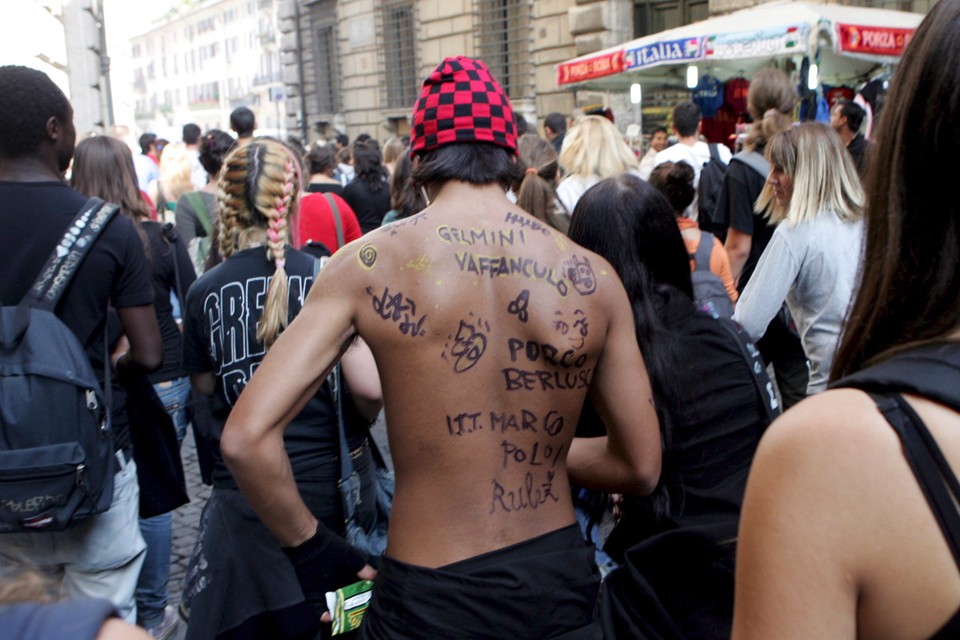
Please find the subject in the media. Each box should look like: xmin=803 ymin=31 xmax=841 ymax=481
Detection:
xmin=556 ymin=0 xmax=922 ymax=147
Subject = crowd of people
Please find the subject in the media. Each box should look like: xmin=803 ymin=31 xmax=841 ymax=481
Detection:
xmin=1 ymin=1 xmax=960 ymax=638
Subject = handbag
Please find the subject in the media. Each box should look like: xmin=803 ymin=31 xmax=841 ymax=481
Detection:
xmin=323 ymin=192 xmax=345 ymax=250
xmin=332 ymin=365 xmax=393 ymax=562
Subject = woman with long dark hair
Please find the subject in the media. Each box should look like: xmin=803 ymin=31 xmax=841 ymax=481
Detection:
xmin=515 ymin=133 xmax=570 ymax=233
xmin=569 ymin=174 xmax=776 ymax=637
xmin=342 ymin=140 xmax=390 ymax=234
xmin=381 ymin=152 xmax=426 ymax=225
xmin=71 ymin=135 xmax=197 ymax=637
xmin=734 ymin=3 xmax=960 ymax=637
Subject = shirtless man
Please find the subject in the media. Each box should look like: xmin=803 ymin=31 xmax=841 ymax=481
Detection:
xmin=221 ymin=56 xmax=661 ymax=638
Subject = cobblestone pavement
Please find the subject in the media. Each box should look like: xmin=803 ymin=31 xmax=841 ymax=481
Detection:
xmin=166 ymin=413 xmax=390 ymax=610
xmin=167 ymin=428 xmax=211 ymax=610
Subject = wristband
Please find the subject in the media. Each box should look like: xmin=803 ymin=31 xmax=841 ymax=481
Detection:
xmin=283 ymin=525 xmax=367 ymax=616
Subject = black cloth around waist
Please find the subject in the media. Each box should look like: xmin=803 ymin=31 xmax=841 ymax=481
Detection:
xmin=359 ymin=524 xmax=601 ymax=640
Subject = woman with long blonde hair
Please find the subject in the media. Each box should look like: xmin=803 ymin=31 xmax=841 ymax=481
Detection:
xmin=733 ymin=123 xmax=864 ymax=395
xmin=556 ymin=115 xmax=638 ymax=214
xmin=180 ymin=138 xmax=382 ymax=639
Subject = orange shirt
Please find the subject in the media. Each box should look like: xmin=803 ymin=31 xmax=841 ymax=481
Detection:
xmin=677 ymin=217 xmax=739 ymax=303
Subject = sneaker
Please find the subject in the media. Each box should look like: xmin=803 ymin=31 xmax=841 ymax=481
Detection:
xmin=147 ymin=605 xmax=179 ymax=640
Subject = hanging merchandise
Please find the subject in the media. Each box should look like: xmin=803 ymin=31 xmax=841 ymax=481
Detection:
xmin=692 ymin=74 xmax=725 ymax=117
xmin=724 ymin=76 xmax=750 ymax=115
xmin=556 ymin=1 xmax=921 ymax=110
xmin=825 ymin=86 xmax=855 ymax=108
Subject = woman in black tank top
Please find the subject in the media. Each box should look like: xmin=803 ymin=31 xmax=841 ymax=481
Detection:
xmin=732 ymin=3 xmax=960 ymax=638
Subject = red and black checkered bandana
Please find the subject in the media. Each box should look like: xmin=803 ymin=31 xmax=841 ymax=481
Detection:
xmin=409 ymin=56 xmax=517 ymax=157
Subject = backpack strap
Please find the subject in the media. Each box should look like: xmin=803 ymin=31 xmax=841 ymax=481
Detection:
xmin=26 ymin=198 xmax=118 ymax=312
xmin=323 ymin=193 xmax=345 ymax=250
xmin=185 ymin=192 xmax=212 ymax=236
xmin=866 ymin=392 xmax=960 ymax=572
xmin=716 ymin=318 xmax=781 ymax=424
xmin=708 ymin=143 xmax=722 ymax=164
xmin=832 ymin=342 xmax=960 ymax=572
xmin=732 ymin=150 xmax=770 ymax=179
xmin=832 ymin=342 xmax=960 ymax=414
xmin=692 ymin=230 xmax=715 ymax=273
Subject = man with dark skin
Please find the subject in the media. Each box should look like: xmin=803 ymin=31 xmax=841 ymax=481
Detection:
xmin=0 ymin=65 xmax=162 ymax=622
xmin=221 ymin=57 xmax=660 ymax=638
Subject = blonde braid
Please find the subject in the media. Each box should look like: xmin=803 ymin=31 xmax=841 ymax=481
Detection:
xmin=256 ymin=144 xmax=301 ymax=348
xmin=217 ymin=144 xmax=253 ymax=260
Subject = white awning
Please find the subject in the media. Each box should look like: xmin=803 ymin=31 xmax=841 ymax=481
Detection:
xmin=556 ymin=0 xmax=923 ymax=89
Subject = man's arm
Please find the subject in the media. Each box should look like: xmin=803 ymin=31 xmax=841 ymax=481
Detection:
xmin=725 ymin=228 xmax=752 ymax=285
xmin=566 ymin=281 xmax=661 ymax=495
xmin=116 ymin=305 xmax=162 ymax=372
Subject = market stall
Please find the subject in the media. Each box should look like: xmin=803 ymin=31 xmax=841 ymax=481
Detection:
xmin=556 ymin=0 xmax=923 ymax=91
xmin=556 ymin=0 xmax=922 ymax=146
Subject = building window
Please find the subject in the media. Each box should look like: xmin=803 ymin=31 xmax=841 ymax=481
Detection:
xmin=633 ymin=0 xmax=708 ymax=38
xmin=474 ymin=0 xmax=533 ymax=100
xmin=309 ymin=0 xmax=340 ymax=115
xmin=378 ymin=0 xmax=417 ymax=110
xmin=843 ymin=0 xmax=931 ymax=12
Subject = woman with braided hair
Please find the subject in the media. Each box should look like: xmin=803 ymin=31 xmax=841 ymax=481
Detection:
xmin=180 ymin=138 xmax=382 ymax=639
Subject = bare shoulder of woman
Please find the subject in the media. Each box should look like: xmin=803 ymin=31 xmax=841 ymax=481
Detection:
xmin=733 ymin=389 xmax=894 ymax=639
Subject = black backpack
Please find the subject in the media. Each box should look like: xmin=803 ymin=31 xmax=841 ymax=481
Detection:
xmin=697 ymin=143 xmax=728 ymax=237
xmin=690 ymin=230 xmax=734 ymax=319
xmin=0 ymin=198 xmax=120 ymax=532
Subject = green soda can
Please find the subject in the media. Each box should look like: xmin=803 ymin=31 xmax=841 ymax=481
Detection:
xmin=325 ymin=579 xmax=374 ymax=635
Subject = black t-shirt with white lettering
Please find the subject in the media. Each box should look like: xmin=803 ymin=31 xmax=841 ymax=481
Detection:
xmin=183 ymin=245 xmax=364 ymax=487
xmin=0 ymin=181 xmax=155 ymax=449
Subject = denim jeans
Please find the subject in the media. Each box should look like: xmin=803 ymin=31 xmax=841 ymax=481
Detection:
xmin=0 ymin=453 xmax=146 ymax=623
xmin=136 ymin=376 xmax=190 ymax=628
xmin=154 ymin=376 xmax=190 ymax=443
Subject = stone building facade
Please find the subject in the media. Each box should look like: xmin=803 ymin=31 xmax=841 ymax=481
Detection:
xmin=129 ymin=0 xmax=286 ymax=139
xmin=279 ymin=0 xmax=632 ymax=144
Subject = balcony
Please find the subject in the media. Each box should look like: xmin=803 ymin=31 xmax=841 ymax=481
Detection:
xmin=251 ymin=71 xmax=282 ymax=87
xmin=188 ymin=98 xmax=219 ymax=111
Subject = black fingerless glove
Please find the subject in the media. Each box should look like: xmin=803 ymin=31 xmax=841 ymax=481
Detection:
xmin=283 ymin=525 xmax=368 ymax=617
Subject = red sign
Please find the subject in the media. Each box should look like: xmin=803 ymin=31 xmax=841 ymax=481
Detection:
xmin=837 ymin=23 xmax=914 ymax=57
xmin=556 ymin=50 xmax=626 ymax=86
